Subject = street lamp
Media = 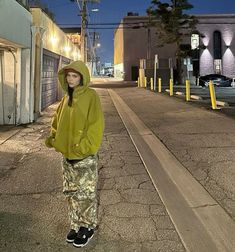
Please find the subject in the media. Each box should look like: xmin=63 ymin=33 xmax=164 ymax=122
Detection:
xmin=91 ymin=7 xmax=100 ymax=75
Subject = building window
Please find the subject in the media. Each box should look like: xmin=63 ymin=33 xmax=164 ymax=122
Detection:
xmin=214 ymin=59 xmax=222 ymax=74
xmin=213 ymin=31 xmax=222 ymax=59
xmin=191 ymin=34 xmax=199 ymax=50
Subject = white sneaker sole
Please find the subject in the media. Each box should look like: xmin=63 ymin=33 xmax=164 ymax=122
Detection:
xmin=73 ymin=233 xmax=94 ymax=248
xmin=66 ymin=238 xmax=75 ymax=243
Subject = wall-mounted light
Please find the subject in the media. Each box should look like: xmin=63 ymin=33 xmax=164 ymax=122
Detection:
xmin=64 ymin=46 xmax=71 ymax=52
xmin=50 ymin=35 xmax=58 ymax=44
xmin=226 ymin=45 xmax=230 ymax=49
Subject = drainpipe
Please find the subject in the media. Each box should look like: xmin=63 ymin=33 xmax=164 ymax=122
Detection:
xmin=30 ymin=26 xmax=37 ymax=123
xmin=0 ymin=50 xmax=4 ymax=124
xmin=8 ymin=49 xmax=18 ymax=125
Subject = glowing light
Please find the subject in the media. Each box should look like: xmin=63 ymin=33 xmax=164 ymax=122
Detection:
xmin=50 ymin=36 xmax=58 ymax=44
xmin=223 ymin=30 xmax=233 ymax=47
xmin=77 ymin=53 xmax=81 ymax=59
xmin=64 ymin=46 xmax=71 ymax=52
xmin=191 ymin=34 xmax=199 ymax=50
xmin=201 ymin=34 xmax=210 ymax=47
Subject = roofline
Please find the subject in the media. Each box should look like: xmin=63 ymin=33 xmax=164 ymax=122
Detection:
xmin=122 ymin=13 xmax=235 ymax=20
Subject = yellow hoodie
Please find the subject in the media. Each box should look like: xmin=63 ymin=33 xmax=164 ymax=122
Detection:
xmin=45 ymin=60 xmax=104 ymax=159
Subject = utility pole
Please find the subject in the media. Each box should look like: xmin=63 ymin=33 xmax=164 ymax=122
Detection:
xmin=91 ymin=31 xmax=100 ymax=75
xmin=80 ymin=1 xmax=87 ymax=62
xmin=70 ymin=0 xmax=100 ymax=63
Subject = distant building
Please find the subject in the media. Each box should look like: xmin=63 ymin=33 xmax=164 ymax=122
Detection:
xmin=114 ymin=14 xmax=235 ymax=82
xmin=100 ymin=63 xmax=114 ymax=76
xmin=60 ymin=27 xmax=81 ymax=47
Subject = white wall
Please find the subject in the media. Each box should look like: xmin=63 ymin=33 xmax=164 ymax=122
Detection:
xmin=20 ymin=49 xmax=31 ymax=124
xmin=0 ymin=0 xmax=32 ymax=48
xmin=0 ymin=0 xmax=32 ymax=125
xmin=198 ymin=14 xmax=235 ymax=78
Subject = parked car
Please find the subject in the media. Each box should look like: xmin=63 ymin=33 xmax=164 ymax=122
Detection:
xmin=199 ymin=74 xmax=233 ymax=87
xmin=105 ymin=73 xmax=114 ymax=77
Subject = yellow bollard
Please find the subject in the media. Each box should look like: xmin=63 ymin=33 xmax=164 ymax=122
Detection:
xmin=209 ymin=80 xmax=217 ymax=109
xmin=137 ymin=77 xmax=140 ymax=87
xmin=186 ymin=79 xmax=190 ymax=101
xmin=144 ymin=77 xmax=147 ymax=88
xmin=150 ymin=78 xmax=154 ymax=91
xmin=170 ymin=78 xmax=173 ymax=96
xmin=158 ymin=78 xmax=162 ymax=93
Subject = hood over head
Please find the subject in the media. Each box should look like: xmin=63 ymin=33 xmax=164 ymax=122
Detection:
xmin=58 ymin=60 xmax=90 ymax=92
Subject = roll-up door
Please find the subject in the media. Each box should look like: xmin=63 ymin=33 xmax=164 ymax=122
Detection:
xmin=41 ymin=50 xmax=59 ymax=110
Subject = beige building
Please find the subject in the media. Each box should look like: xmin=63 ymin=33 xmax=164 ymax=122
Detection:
xmin=114 ymin=14 xmax=235 ymax=82
xmin=0 ymin=1 xmax=81 ymax=125
xmin=30 ymin=8 xmax=81 ymax=118
xmin=114 ymin=15 xmax=176 ymax=82
xmin=0 ymin=0 xmax=32 ymax=125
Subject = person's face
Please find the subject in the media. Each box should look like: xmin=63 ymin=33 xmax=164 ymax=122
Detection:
xmin=66 ymin=72 xmax=81 ymax=88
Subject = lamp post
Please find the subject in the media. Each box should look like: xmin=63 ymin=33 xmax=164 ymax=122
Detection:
xmin=91 ymin=8 xmax=100 ymax=75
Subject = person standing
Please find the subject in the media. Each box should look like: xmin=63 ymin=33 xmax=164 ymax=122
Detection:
xmin=45 ymin=60 xmax=104 ymax=248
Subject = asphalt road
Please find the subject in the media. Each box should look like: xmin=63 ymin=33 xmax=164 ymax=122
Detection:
xmin=0 ymin=77 xmax=234 ymax=251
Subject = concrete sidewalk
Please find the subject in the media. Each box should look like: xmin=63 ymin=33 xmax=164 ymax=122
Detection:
xmin=113 ymin=87 xmax=235 ymax=222
xmin=0 ymin=89 xmax=185 ymax=251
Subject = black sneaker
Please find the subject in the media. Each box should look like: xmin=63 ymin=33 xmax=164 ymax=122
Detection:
xmin=66 ymin=229 xmax=77 ymax=243
xmin=73 ymin=227 xmax=94 ymax=248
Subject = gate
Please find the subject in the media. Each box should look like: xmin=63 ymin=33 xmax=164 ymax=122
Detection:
xmin=41 ymin=50 xmax=59 ymax=110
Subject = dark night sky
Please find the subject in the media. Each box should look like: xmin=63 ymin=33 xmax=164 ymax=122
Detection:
xmin=40 ymin=0 xmax=235 ymax=64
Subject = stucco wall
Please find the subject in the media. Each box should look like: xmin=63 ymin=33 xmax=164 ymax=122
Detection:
xmin=114 ymin=24 xmax=124 ymax=65
xmin=0 ymin=0 xmax=32 ymax=48
xmin=114 ymin=14 xmax=235 ymax=81
xmin=0 ymin=0 xmax=32 ymax=125
xmin=197 ymin=14 xmax=235 ymax=78
xmin=30 ymin=8 xmax=80 ymax=61
xmin=120 ymin=16 xmax=176 ymax=81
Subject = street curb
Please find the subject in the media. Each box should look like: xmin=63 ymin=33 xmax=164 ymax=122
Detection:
xmin=190 ymin=95 xmax=203 ymax=100
xmin=109 ymin=89 xmax=235 ymax=252
xmin=216 ymin=100 xmax=229 ymax=107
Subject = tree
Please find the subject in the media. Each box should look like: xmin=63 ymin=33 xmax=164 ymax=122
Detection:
xmin=147 ymin=0 xmax=199 ymax=84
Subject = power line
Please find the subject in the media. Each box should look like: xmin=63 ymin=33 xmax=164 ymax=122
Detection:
xmin=58 ymin=21 xmax=152 ymax=26
xmin=86 ymin=26 xmax=147 ymax=29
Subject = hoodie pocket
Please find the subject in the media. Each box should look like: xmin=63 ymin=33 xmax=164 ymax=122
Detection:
xmin=73 ymin=130 xmax=84 ymax=156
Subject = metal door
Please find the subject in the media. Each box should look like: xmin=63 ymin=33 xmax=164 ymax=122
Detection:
xmin=41 ymin=50 xmax=59 ymax=110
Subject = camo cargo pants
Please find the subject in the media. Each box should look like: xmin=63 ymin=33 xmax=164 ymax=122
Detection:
xmin=62 ymin=155 xmax=98 ymax=231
